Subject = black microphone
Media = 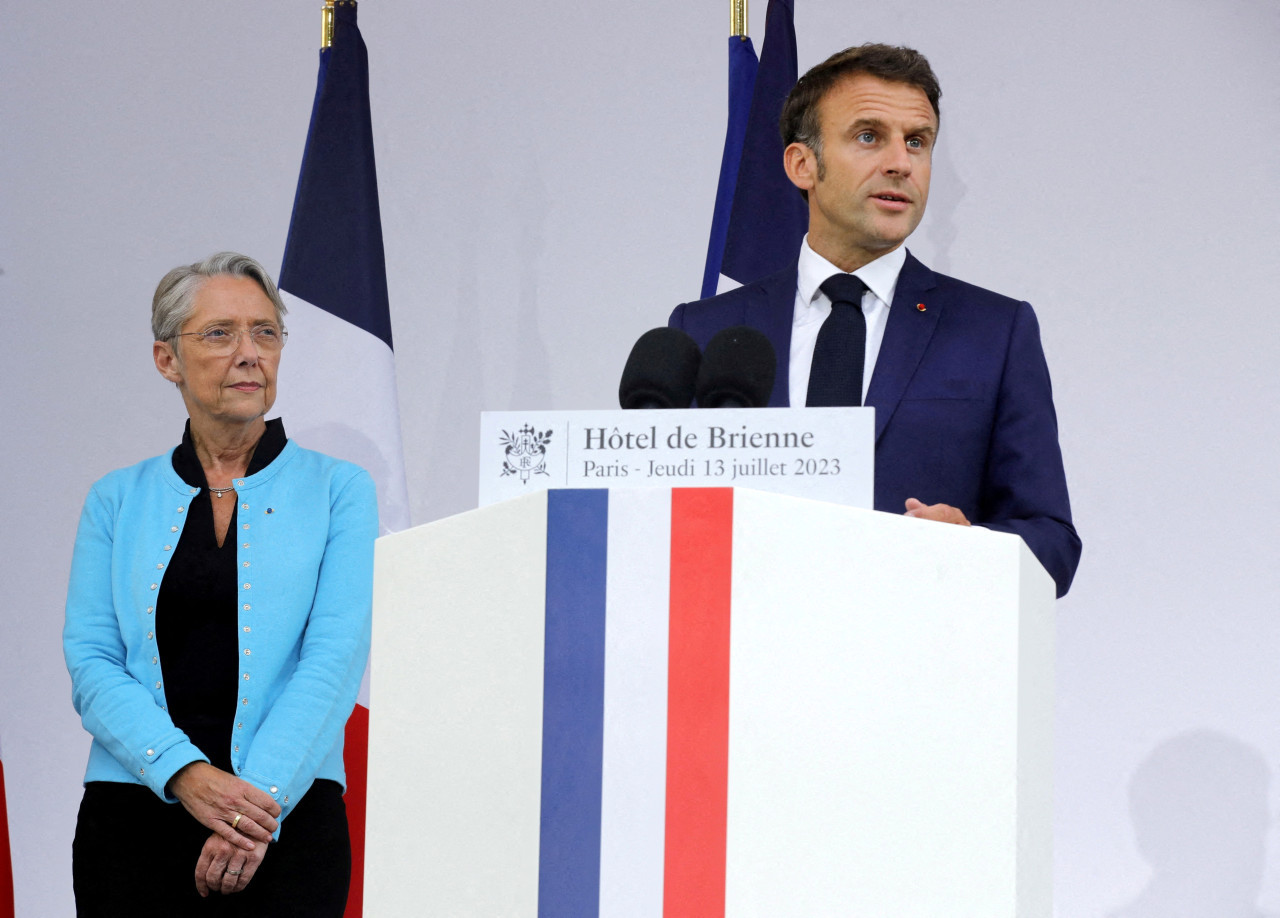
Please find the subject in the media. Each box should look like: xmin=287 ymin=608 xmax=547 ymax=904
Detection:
xmin=618 ymin=327 xmax=702 ymax=409
xmin=695 ymin=325 xmax=776 ymax=408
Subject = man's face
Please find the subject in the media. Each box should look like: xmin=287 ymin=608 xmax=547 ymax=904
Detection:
xmin=788 ymin=73 xmax=938 ymax=270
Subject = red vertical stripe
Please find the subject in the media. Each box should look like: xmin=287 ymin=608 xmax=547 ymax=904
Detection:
xmin=342 ymin=704 xmax=370 ymax=918
xmin=0 ymin=756 xmax=13 ymax=918
xmin=664 ymin=488 xmax=734 ymax=917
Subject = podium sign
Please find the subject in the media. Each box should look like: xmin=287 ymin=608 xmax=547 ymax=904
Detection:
xmin=368 ymin=487 xmax=1054 ymax=916
xmin=478 ymin=407 xmax=873 ymax=508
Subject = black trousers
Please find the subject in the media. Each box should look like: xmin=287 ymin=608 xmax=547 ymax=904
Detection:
xmin=73 ymin=779 xmax=350 ymax=917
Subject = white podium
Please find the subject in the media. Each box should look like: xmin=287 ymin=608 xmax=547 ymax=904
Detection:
xmin=366 ymin=487 xmax=1054 ymax=917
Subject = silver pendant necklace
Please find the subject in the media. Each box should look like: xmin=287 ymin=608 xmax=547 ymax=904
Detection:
xmin=208 ymin=486 xmax=235 ymax=499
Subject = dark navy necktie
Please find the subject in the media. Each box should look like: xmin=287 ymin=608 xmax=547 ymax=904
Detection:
xmin=807 ymin=274 xmax=868 ymax=407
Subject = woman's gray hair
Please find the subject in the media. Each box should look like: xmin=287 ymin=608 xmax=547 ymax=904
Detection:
xmin=151 ymin=251 xmax=288 ymax=343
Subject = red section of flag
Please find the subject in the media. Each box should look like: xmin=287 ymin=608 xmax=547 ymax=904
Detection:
xmin=342 ymin=704 xmax=370 ymax=918
xmin=664 ymin=488 xmax=734 ymax=918
xmin=0 ymin=757 xmax=13 ymax=918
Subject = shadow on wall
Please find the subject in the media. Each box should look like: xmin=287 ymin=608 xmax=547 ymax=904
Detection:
xmin=291 ymin=422 xmax=396 ymax=536
xmin=920 ymin=134 xmax=965 ymax=277
xmin=1109 ymin=728 xmax=1275 ymax=918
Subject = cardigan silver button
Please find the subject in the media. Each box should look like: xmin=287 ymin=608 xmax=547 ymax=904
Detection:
xmin=243 ymin=649 xmax=251 ymax=656
xmin=152 ymin=656 xmax=158 ymax=665
xmin=269 ymin=786 xmax=278 ymax=794
xmin=156 ymin=563 xmax=164 ymax=570
xmin=146 ymin=749 xmax=154 ymax=757
xmin=241 ymin=503 xmax=249 ymax=510
xmin=243 ymin=626 xmax=251 ymax=633
xmin=170 ymin=526 xmax=179 ymax=533
xmin=237 ymin=722 xmax=243 ymax=730
xmin=146 ymin=607 xmax=154 ymax=614
xmin=150 ymin=583 xmax=157 ymax=590
xmin=154 ymin=681 xmax=161 ymax=689
xmin=177 ymin=507 xmax=184 ymax=513
xmin=234 ymin=744 xmax=240 ymax=752
xmin=283 ymin=795 xmax=289 ymax=804
xmin=243 ymin=673 xmax=250 ymax=680
xmin=243 ymin=583 xmax=251 ymax=590
xmin=243 ymin=604 xmax=250 ymax=611
xmin=242 ymin=543 xmax=250 ymax=549
xmin=237 ymin=480 xmax=245 ymax=486
xmin=139 ymin=768 xmax=145 ymax=775
xmin=242 ymin=698 xmax=249 ymax=705
xmin=146 ymin=632 xmax=154 ymax=640
xmin=242 ymin=562 xmax=250 ymax=568
xmin=242 ymin=524 xmax=250 ymax=530
xmin=163 ymin=545 xmax=172 ymax=551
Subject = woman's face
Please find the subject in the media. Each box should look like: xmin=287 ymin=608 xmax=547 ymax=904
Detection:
xmin=153 ymin=275 xmax=282 ymax=429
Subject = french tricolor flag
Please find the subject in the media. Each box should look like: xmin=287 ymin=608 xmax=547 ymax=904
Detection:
xmin=275 ymin=4 xmax=406 ymax=915
xmin=701 ymin=0 xmax=806 ymax=298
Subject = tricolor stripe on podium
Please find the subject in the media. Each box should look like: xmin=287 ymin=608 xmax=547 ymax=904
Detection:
xmin=372 ymin=487 xmax=1050 ymax=915
xmin=534 ymin=488 xmax=735 ymax=916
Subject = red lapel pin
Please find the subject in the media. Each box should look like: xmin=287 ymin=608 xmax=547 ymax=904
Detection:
xmin=916 ymin=303 xmax=927 ymax=312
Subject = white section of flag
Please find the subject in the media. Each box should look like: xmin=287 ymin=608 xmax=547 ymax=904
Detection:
xmin=273 ymin=292 xmax=410 ymax=537
xmin=717 ymin=272 xmax=744 ymax=295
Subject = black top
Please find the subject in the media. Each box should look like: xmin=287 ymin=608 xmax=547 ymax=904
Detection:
xmin=157 ymin=419 xmax=287 ymax=771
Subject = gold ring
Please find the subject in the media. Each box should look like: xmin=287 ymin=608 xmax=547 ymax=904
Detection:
xmin=231 ymin=813 xmax=242 ymax=830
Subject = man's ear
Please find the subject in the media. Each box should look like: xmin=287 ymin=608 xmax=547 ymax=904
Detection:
xmin=783 ymin=141 xmax=818 ymax=192
xmin=154 ymin=340 xmax=184 ymax=386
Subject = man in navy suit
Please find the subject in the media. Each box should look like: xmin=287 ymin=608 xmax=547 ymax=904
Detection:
xmin=671 ymin=44 xmax=1081 ymax=596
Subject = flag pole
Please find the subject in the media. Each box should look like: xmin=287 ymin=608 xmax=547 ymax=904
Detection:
xmin=322 ymin=0 xmax=335 ymax=49
xmin=731 ymin=0 xmax=748 ymax=38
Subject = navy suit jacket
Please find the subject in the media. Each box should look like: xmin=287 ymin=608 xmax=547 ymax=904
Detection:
xmin=670 ymin=251 xmax=1081 ymax=597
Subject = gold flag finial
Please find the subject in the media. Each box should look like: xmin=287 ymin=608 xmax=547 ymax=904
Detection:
xmin=731 ymin=0 xmax=748 ymax=38
xmin=322 ymin=0 xmax=336 ymax=49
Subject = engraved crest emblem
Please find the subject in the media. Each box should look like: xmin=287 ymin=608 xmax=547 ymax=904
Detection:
xmin=500 ymin=425 xmax=553 ymax=484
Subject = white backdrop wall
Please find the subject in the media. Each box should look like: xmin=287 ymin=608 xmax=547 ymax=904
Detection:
xmin=2 ymin=1 xmax=1277 ymax=915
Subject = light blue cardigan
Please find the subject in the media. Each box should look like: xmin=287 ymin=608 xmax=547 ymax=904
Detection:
xmin=63 ymin=438 xmax=377 ymax=831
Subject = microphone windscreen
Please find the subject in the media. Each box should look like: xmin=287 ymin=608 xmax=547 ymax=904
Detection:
xmin=695 ymin=325 xmax=777 ymax=408
xmin=618 ymin=327 xmax=702 ymax=409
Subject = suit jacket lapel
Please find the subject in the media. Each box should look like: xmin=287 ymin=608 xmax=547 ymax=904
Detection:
xmin=743 ymin=263 xmax=798 ymax=407
xmin=866 ymin=251 xmax=940 ymax=442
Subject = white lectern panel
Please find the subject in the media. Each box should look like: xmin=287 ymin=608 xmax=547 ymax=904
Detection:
xmin=366 ymin=487 xmax=1054 ymax=916
xmin=726 ymin=489 xmax=1053 ymax=917
xmin=367 ymin=492 xmax=549 ymax=915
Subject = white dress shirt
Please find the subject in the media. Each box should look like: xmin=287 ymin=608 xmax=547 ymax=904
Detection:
xmin=789 ymin=238 xmax=908 ymax=406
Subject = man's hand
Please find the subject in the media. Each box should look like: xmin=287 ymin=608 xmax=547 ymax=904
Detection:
xmin=904 ymin=498 xmax=971 ymax=526
xmin=168 ymin=762 xmax=281 ymax=851
xmin=195 ymin=831 xmax=268 ymax=897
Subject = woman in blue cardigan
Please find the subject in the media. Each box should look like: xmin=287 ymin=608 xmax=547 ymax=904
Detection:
xmin=64 ymin=252 xmax=377 ymax=916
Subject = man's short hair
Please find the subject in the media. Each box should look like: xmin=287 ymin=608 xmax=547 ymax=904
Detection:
xmin=780 ymin=43 xmax=942 ymax=158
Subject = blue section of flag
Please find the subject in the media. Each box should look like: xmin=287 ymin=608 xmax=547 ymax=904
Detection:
xmin=279 ymin=2 xmax=393 ymax=350
xmin=719 ymin=0 xmax=807 ymax=287
xmin=700 ymin=36 xmax=759 ymax=300
xmin=539 ymin=490 xmax=609 ymax=917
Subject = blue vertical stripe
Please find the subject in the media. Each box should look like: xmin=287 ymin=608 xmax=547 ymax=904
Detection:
xmin=278 ymin=2 xmax=393 ymax=349
xmin=538 ymin=489 xmax=609 ymax=917
xmin=720 ymin=0 xmax=806 ymax=286
xmin=701 ymin=36 xmax=760 ymax=300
